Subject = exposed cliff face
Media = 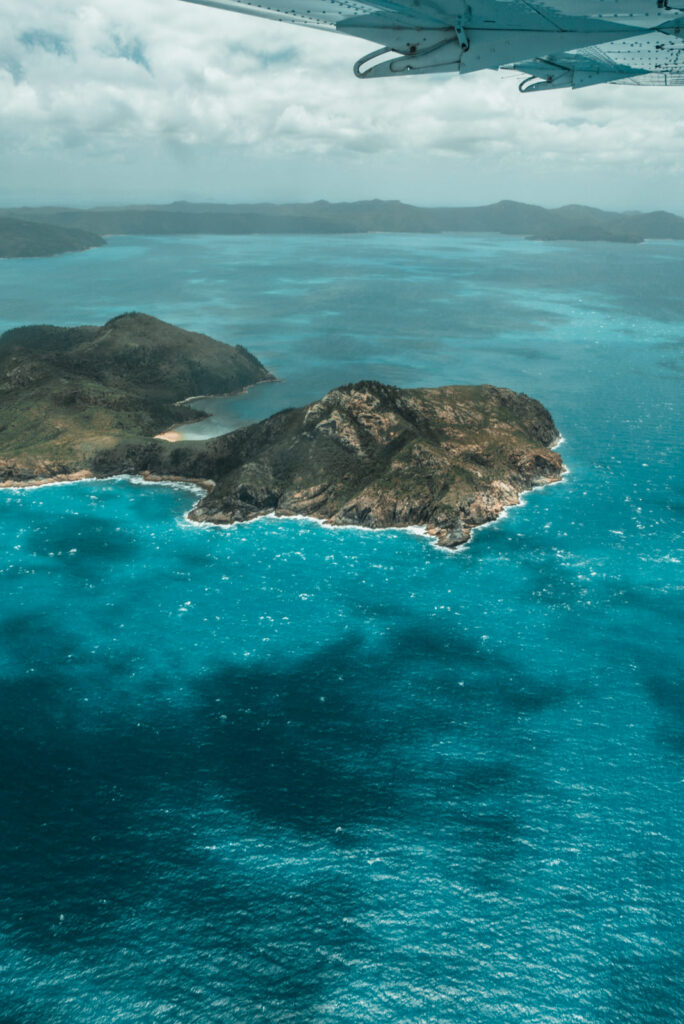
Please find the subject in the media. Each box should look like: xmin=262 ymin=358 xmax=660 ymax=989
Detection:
xmin=0 ymin=313 xmax=274 ymax=481
xmin=92 ymin=380 xmax=564 ymax=548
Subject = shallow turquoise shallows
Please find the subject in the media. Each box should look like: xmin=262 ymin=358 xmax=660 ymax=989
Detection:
xmin=0 ymin=235 xmax=682 ymax=1023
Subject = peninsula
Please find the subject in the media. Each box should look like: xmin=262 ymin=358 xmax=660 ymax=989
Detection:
xmin=0 ymin=315 xmax=563 ymax=548
xmin=0 ymin=215 xmax=105 ymax=258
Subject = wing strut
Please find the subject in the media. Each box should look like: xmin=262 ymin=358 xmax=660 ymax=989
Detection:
xmin=354 ymin=30 xmax=469 ymax=78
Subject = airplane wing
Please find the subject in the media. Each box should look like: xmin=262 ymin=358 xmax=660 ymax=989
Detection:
xmin=509 ymin=24 xmax=684 ymax=89
xmin=180 ymin=0 xmax=684 ymax=89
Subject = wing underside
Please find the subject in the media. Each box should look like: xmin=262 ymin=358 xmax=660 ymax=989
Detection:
xmin=510 ymin=28 xmax=684 ymax=89
xmin=181 ymin=0 xmax=684 ymax=89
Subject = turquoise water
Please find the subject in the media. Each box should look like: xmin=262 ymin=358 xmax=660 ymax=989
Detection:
xmin=0 ymin=235 xmax=682 ymax=1022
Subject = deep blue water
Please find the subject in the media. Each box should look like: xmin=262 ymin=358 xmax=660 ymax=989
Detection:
xmin=0 ymin=235 xmax=682 ymax=1023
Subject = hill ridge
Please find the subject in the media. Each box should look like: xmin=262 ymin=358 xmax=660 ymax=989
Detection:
xmin=3 ymin=199 xmax=684 ymax=246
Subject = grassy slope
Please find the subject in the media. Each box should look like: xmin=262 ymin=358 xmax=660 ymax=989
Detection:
xmin=0 ymin=313 xmax=273 ymax=478
xmin=0 ymin=216 xmax=105 ymax=257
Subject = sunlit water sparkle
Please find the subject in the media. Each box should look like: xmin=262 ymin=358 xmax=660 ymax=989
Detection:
xmin=0 ymin=235 xmax=682 ymax=1023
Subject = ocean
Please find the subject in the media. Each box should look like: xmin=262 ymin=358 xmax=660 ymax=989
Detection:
xmin=0 ymin=234 xmax=682 ymax=1023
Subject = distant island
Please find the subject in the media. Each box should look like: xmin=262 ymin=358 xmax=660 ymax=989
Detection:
xmin=0 ymin=215 xmax=105 ymax=258
xmin=2 ymin=199 xmax=684 ymax=256
xmin=0 ymin=314 xmax=563 ymax=547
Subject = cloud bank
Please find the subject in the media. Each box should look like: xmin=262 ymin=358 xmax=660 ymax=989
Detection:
xmin=1 ymin=0 xmax=682 ymax=208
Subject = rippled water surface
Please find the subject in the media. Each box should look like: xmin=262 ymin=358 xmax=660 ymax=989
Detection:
xmin=0 ymin=235 xmax=682 ymax=1023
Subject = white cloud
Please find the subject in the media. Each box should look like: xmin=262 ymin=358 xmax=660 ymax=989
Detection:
xmin=0 ymin=0 xmax=683 ymax=208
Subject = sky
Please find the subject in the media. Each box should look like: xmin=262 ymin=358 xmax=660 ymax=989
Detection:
xmin=1 ymin=0 xmax=683 ymax=211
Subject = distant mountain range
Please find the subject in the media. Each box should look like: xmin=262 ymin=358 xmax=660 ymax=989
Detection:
xmin=3 ymin=199 xmax=684 ymax=256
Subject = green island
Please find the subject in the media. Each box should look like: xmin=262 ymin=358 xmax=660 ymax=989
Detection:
xmin=0 ymin=314 xmax=564 ymax=548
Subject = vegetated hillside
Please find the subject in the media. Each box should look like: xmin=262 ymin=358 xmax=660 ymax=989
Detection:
xmin=92 ymin=380 xmax=564 ymax=548
xmin=0 ymin=216 xmax=106 ymax=257
xmin=0 ymin=313 xmax=273 ymax=479
xmin=4 ymin=199 xmax=684 ymax=242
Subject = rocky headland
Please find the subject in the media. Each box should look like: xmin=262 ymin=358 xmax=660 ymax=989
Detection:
xmin=0 ymin=316 xmax=564 ymax=547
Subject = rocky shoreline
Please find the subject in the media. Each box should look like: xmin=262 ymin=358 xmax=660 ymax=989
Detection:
xmin=89 ymin=380 xmax=564 ymax=549
xmin=2 ymin=456 xmax=565 ymax=551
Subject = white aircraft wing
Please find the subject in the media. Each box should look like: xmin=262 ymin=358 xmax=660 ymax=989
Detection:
xmin=181 ymin=0 xmax=684 ymax=89
xmin=509 ymin=23 xmax=684 ymax=88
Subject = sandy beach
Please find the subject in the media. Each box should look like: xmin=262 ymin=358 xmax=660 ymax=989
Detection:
xmin=154 ymin=430 xmax=184 ymax=442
